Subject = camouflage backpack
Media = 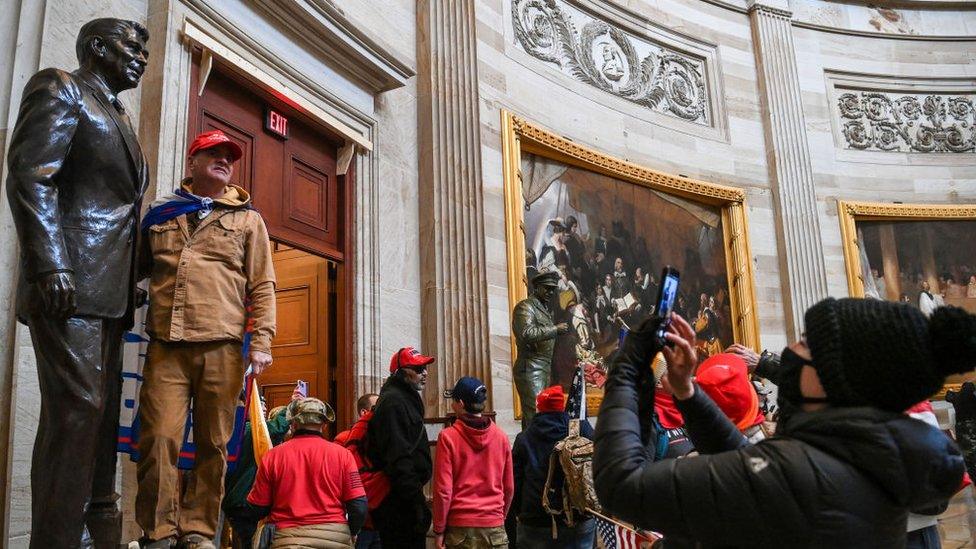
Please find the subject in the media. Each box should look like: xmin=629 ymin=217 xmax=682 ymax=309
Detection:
xmin=542 ymin=419 xmax=600 ymax=527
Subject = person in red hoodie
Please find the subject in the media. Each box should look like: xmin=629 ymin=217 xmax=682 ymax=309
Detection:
xmin=433 ymin=377 xmax=514 ymax=548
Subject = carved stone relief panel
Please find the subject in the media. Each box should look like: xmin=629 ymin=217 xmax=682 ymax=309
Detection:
xmin=512 ymin=0 xmax=710 ymax=125
xmin=837 ymin=91 xmax=975 ymax=153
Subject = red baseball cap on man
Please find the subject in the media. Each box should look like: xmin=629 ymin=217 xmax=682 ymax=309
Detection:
xmin=696 ymin=353 xmax=763 ymax=431
xmin=389 ymin=346 xmax=435 ymax=373
xmin=188 ymin=129 xmax=243 ymax=161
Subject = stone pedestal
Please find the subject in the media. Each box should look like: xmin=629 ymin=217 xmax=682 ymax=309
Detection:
xmin=417 ymin=0 xmax=491 ymax=413
xmin=749 ymin=0 xmax=829 ymax=340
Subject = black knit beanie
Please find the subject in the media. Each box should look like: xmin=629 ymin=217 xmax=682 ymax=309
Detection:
xmin=804 ymin=297 xmax=976 ymax=412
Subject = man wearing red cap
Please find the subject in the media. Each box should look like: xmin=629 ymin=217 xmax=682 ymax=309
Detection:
xmin=511 ymin=385 xmax=596 ymax=548
xmin=135 ymin=130 xmax=276 ymax=548
xmin=366 ymin=347 xmax=436 ymax=548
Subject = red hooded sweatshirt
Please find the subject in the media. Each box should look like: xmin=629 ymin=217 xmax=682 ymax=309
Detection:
xmin=432 ymin=416 xmax=514 ymax=534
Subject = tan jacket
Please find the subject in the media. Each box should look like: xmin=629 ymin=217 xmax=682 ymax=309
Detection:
xmin=141 ymin=182 xmax=276 ymax=352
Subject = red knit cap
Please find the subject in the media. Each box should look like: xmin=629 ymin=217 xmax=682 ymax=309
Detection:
xmin=696 ymin=353 xmax=763 ymax=431
xmin=536 ymin=385 xmax=566 ymax=413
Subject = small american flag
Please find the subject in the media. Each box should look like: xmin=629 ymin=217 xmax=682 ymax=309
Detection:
xmin=566 ymin=364 xmax=586 ymax=420
xmin=596 ymin=516 xmax=657 ymax=549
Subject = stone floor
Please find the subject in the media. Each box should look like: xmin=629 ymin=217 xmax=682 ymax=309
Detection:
xmin=939 ymin=487 xmax=976 ymax=548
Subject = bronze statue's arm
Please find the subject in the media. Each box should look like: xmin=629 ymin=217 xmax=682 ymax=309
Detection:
xmin=512 ymin=302 xmax=558 ymax=345
xmin=5 ymin=69 xmax=82 ymax=281
xmin=243 ymin=212 xmax=277 ymax=353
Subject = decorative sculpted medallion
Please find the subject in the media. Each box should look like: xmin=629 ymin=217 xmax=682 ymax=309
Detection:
xmin=838 ymin=91 xmax=975 ymax=153
xmin=512 ymin=0 xmax=710 ymax=125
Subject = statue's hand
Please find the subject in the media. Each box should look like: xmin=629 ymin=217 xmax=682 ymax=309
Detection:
xmin=36 ymin=272 xmax=76 ymax=318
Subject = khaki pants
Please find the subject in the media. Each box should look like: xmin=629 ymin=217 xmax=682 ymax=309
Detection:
xmin=136 ymin=339 xmax=245 ymax=539
xmin=444 ymin=526 xmax=508 ymax=549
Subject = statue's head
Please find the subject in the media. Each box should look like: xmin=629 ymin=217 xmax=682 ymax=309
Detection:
xmin=76 ymin=18 xmax=149 ymax=93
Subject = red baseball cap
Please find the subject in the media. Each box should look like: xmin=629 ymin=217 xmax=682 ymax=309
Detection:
xmin=695 ymin=353 xmax=763 ymax=431
xmin=389 ymin=346 xmax=435 ymax=373
xmin=536 ymin=385 xmax=566 ymax=413
xmin=188 ymin=130 xmax=243 ymax=161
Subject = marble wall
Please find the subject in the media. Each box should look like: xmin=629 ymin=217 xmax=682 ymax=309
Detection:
xmin=0 ymin=0 xmax=973 ymax=543
xmin=792 ymin=27 xmax=976 ymax=299
xmin=473 ymin=0 xmax=976 ymax=431
xmin=475 ymin=0 xmax=786 ymax=431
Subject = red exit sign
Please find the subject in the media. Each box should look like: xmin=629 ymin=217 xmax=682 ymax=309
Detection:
xmin=265 ymin=108 xmax=289 ymax=139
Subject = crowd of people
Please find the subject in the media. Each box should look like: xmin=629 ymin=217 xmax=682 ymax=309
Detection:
xmin=119 ymin=127 xmax=976 ymax=549
xmin=11 ymin=18 xmax=976 ymax=549
xmin=204 ymin=295 xmax=976 ymax=549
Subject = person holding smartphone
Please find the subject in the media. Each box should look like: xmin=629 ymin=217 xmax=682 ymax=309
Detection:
xmin=594 ymin=298 xmax=975 ymax=547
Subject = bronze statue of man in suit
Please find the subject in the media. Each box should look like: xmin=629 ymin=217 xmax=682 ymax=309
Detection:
xmin=512 ymin=271 xmax=570 ymax=429
xmin=5 ymin=18 xmax=149 ymax=549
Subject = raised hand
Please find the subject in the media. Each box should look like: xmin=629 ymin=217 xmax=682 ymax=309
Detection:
xmin=661 ymin=313 xmax=698 ymax=400
xmin=726 ymin=343 xmax=760 ymax=372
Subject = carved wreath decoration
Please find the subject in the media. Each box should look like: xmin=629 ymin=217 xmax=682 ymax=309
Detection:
xmin=838 ymin=91 xmax=975 ymax=153
xmin=512 ymin=0 xmax=709 ymax=125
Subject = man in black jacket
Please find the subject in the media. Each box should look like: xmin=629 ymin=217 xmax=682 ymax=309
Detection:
xmin=5 ymin=18 xmax=149 ymax=548
xmin=512 ymin=385 xmax=596 ymax=548
xmin=367 ymin=347 xmax=435 ymax=548
xmin=595 ymin=298 xmax=975 ymax=548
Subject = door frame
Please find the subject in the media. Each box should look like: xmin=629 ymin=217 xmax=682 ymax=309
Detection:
xmin=187 ymin=53 xmax=357 ymax=430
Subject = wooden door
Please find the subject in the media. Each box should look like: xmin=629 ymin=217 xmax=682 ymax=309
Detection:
xmin=261 ymin=244 xmax=337 ymax=416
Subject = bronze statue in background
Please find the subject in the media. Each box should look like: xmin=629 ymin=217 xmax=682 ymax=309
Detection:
xmin=512 ymin=271 xmax=570 ymax=429
xmin=5 ymin=18 xmax=149 ymax=549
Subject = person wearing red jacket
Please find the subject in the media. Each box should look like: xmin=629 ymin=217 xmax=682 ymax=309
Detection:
xmin=433 ymin=377 xmax=514 ymax=548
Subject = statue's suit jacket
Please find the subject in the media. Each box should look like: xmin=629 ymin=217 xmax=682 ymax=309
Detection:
xmin=6 ymin=68 xmax=149 ymax=326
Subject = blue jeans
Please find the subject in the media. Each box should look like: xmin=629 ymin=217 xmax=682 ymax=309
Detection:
xmin=906 ymin=525 xmax=941 ymax=549
xmin=517 ymin=520 xmax=595 ymax=549
xmin=356 ymin=528 xmax=382 ymax=549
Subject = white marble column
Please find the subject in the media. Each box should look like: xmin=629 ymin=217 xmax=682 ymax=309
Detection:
xmin=749 ymin=0 xmax=829 ymax=341
xmin=416 ymin=0 xmax=491 ymax=414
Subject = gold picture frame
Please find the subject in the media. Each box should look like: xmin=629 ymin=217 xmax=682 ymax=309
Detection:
xmin=501 ymin=111 xmax=761 ymax=417
xmin=838 ymin=200 xmax=976 ymax=397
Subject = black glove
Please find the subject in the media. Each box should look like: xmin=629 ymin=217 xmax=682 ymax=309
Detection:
xmin=947 ymin=382 xmax=976 ymax=423
xmin=619 ymin=315 xmax=667 ymax=363
xmin=608 ymin=315 xmax=666 ymax=446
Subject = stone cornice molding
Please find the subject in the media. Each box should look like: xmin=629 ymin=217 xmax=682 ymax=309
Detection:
xmin=250 ymin=0 xmax=415 ymax=93
xmin=747 ymin=0 xmax=793 ymax=18
xmin=701 ymin=0 xmax=976 ymax=40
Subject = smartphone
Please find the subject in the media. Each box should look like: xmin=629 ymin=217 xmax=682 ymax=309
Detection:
xmin=654 ymin=266 xmax=681 ymax=345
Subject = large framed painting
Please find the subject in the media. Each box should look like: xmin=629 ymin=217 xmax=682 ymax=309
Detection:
xmin=838 ymin=201 xmax=976 ymax=395
xmin=502 ymin=112 xmax=760 ymax=416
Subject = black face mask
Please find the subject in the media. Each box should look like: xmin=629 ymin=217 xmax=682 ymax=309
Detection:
xmin=777 ymin=347 xmax=830 ymax=424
